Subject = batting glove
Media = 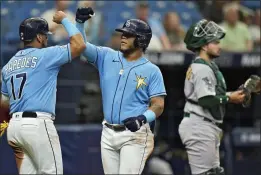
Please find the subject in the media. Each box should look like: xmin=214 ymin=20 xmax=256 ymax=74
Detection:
xmin=75 ymin=7 xmax=95 ymax=23
xmin=123 ymin=115 xmax=147 ymax=132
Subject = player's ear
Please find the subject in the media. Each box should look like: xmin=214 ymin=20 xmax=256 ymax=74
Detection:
xmin=201 ymin=45 xmax=207 ymax=51
xmin=36 ymin=34 xmax=41 ymax=43
xmin=36 ymin=34 xmax=43 ymax=44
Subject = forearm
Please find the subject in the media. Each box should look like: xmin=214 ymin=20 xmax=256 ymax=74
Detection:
xmin=0 ymin=94 xmax=9 ymax=109
xmin=75 ymin=22 xmax=97 ymax=63
xmin=143 ymin=96 xmax=165 ymax=123
xmin=76 ymin=22 xmax=87 ymax=43
xmin=148 ymin=103 xmax=164 ymax=118
xmin=61 ymin=18 xmax=86 ymax=58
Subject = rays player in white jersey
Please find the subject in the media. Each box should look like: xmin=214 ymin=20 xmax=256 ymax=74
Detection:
xmin=178 ymin=19 xmax=246 ymax=175
xmin=75 ymin=7 xmax=167 ymax=174
xmin=0 ymin=11 xmax=86 ymax=174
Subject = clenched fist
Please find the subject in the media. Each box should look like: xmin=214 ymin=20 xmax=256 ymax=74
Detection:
xmin=53 ymin=11 xmax=67 ymax=24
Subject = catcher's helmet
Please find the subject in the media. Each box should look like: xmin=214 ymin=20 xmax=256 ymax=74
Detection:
xmin=19 ymin=17 xmax=52 ymax=42
xmin=115 ymin=19 xmax=152 ymax=49
xmin=184 ymin=19 xmax=226 ymax=52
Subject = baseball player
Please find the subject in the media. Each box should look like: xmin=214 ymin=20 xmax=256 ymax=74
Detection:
xmin=178 ymin=19 xmax=247 ymax=175
xmin=0 ymin=11 xmax=86 ymax=174
xmin=75 ymin=7 xmax=167 ymax=174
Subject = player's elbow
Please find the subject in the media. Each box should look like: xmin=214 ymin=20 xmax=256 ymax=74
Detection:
xmin=1 ymin=95 xmax=10 ymax=109
xmin=78 ymin=42 xmax=86 ymax=53
xmin=70 ymin=34 xmax=87 ymax=58
xmin=70 ymin=42 xmax=86 ymax=58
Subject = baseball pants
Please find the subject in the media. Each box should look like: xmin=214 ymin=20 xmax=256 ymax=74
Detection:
xmin=178 ymin=114 xmax=223 ymax=175
xmin=101 ymin=121 xmax=154 ymax=174
xmin=7 ymin=112 xmax=63 ymax=174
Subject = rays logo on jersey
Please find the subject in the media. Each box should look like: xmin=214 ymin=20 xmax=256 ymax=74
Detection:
xmin=134 ymin=74 xmax=147 ymax=90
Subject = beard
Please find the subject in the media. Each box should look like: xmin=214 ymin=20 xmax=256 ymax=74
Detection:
xmin=208 ymin=51 xmax=220 ymax=59
xmin=120 ymin=46 xmax=138 ymax=55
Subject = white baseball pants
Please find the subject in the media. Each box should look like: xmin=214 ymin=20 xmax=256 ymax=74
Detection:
xmin=178 ymin=114 xmax=223 ymax=174
xmin=7 ymin=112 xmax=63 ymax=174
xmin=101 ymin=121 xmax=154 ymax=174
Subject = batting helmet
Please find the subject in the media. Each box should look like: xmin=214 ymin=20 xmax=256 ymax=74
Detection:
xmin=115 ymin=19 xmax=152 ymax=50
xmin=19 ymin=17 xmax=52 ymax=42
xmin=184 ymin=19 xmax=226 ymax=52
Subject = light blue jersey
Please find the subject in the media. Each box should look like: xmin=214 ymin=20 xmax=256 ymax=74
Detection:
xmin=1 ymin=45 xmax=71 ymax=115
xmin=81 ymin=42 xmax=166 ymax=124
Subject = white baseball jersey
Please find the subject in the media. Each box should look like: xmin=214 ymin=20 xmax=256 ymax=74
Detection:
xmin=184 ymin=58 xmax=223 ymax=122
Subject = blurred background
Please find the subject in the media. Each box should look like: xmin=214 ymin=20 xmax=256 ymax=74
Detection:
xmin=0 ymin=0 xmax=260 ymax=174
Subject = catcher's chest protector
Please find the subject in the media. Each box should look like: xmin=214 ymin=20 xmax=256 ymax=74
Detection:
xmin=193 ymin=58 xmax=227 ymax=120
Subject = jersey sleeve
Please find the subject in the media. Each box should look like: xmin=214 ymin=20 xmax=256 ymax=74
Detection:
xmin=43 ymin=44 xmax=72 ymax=69
xmin=148 ymin=66 xmax=167 ymax=98
xmin=82 ymin=42 xmax=111 ymax=71
xmin=193 ymin=65 xmax=216 ymax=99
xmin=1 ymin=71 xmax=8 ymax=96
xmin=76 ymin=22 xmax=110 ymax=70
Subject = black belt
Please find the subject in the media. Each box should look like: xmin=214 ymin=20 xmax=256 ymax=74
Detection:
xmin=104 ymin=123 xmax=126 ymax=132
xmin=12 ymin=112 xmax=37 ymax=118
xmin=184 ymin=112 xmax=222 ymax=128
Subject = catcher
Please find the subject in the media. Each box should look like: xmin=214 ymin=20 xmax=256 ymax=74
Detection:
xmin=178 ymin=19 xmax=261 ymax=175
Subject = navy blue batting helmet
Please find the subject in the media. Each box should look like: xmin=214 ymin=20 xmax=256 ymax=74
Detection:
xmin=19 ymin=17 xmax=52 ymax=42
xmin=115 ymin=19 xmax=152 ymax=50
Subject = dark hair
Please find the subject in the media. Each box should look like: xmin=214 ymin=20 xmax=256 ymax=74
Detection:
xmin=23 ymin=40 xmax=33 ymax=46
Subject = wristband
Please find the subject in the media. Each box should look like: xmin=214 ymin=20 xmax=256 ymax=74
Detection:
xmin=143 ymin=110 xmax=156 ymax=123
xmin=219 ymin=95 xmax=229 ymax=104
xmin=61 ymin=18 xmax=80 ymax=37
xmin=76 ymin=22 xmax=87 ymax=42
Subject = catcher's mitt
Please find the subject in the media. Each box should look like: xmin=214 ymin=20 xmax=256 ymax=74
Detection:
xmin=0 ymin=121 xmax=8 ymax=137
xmin=239 ymin=75 xmax=261 ymax=108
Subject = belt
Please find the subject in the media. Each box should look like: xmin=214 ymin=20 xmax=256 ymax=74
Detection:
xmin=104 ymin=123 xmax=126 ymax=132
xmin=184 ymin=112 xmax=222 ymax=128
xmin=12 ymin=112 xmax=54 ymax=119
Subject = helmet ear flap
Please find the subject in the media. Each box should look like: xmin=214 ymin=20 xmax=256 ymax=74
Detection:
xmin=134 ymin=35 xmax=146 ymax=48
xmin=134 ymin=37 xmax=139 ymax=48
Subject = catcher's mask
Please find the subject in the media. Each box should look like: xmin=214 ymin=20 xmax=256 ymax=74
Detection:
xmin=184 ymin=19 xmax=226 ymax=52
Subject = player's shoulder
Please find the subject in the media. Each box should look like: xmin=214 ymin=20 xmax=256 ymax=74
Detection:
xmin=1 ymin=65 xmax=5 ymax=77
xmin=191 ymin=61 xmax=212 ymax=72
xmin=191 ymin=62 xmax=214 ymax=77
xmin=147 ymin=60 xmax=159 ymax=69
xmin=104 ymin=46 xmax=118 ymax=54
xmin=101 ymin=47 xmax=119 ymax=61
xmin=40 ymin=45 xmax=69 ymax=55
xmin=144 ymin=60 xmax=162 ymax=74
xmin=42 ymin=44 xmax=68 ymax=51
xmin=93 ymin=44 xmax=117 ymax=57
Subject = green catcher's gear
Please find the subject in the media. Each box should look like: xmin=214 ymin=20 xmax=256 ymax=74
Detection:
xmin=184 ymin=19 xmax=226 ymax=52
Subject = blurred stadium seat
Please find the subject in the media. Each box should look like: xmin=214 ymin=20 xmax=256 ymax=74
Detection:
xmin=1 ymin=0 xmax=203 ymax=53
xmin=241 ymin=1 xmax=261 ymax=10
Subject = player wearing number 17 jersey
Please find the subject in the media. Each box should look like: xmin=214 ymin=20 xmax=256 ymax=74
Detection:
xmin=0 ymin=11 xmax=86 ymax=174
